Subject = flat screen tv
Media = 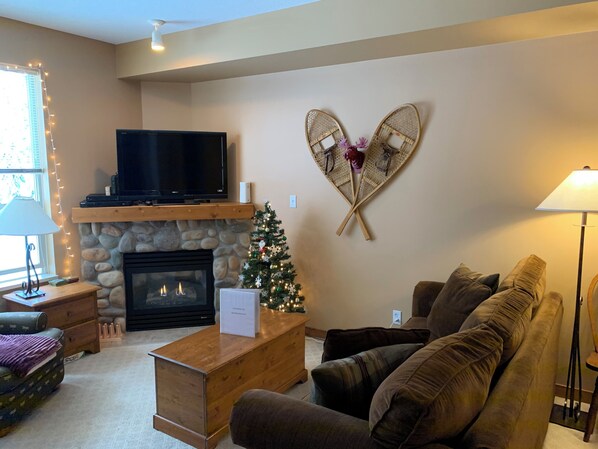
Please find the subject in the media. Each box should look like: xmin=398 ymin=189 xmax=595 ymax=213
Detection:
xmin=116 ymin=129 xmax=227 ymax=202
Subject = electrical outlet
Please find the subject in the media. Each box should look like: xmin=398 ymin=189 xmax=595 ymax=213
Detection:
xmin=392 ymin=310 xmax=402 ymax=326
xmin=289 ymin=195 xmax=297 ymax=208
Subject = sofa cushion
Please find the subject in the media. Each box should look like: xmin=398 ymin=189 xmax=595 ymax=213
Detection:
xmin=460 ymin=287 xmax=532 ymax=365
xmin=322 ymin=327 xmax=429 ymax=362
xmin=369 ymin=325 xmax=503 ymax=449
xmin=497 ymin=254 xmax=546 ymax=311
xmin=312 ymin=343 xmax=423 ymax=420
xmin=427 ymin=264 xmax=498 ymax=341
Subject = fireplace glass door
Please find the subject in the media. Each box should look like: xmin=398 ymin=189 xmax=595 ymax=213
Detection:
xmin=123 ymin=250 xmax=215 ymax=331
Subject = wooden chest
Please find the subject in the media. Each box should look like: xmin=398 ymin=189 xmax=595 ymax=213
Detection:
xmin=150 ymin=308 xmax=309 ymax=448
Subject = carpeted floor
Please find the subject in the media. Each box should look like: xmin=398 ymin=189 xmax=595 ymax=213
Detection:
xmin=1 ymin=330 xmax=322 ymax=449
xmin=1 ymin=328 xmax=594 ymax=449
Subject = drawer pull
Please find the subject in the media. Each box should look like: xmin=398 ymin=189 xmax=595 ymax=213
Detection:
xmin=67 ymin=311 xmax=73 ymax=317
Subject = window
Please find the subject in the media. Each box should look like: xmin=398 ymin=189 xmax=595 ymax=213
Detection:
xmin=0 ymin=64 xmax=54 ymax=284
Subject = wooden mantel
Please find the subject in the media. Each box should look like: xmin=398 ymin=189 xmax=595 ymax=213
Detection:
xmin=71 ymin=202 xmax=254 ymax=223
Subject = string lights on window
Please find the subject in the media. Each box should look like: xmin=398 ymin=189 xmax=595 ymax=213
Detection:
xmin=28 ymin=62 xmax=75 ymax=276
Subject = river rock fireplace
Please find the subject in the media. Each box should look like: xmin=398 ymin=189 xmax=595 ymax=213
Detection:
xmin=74 ymin=204 xmax=254 ymax=332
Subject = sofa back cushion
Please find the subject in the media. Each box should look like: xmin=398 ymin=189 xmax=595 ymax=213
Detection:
xmin=496 ymin=254 xmax=546 ymax=312
xmin=369 ymin=325 xmax=503 ymax=449
xmin=427 ymin=264 xmax=498 ymax=341
xmin=460 ymin=287 xmax=532 ymax=365
xmin=311 ymin=343 xmax=423 ymax=420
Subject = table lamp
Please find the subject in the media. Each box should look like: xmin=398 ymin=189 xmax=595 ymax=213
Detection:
xmin=537 ymin=166 xmax=598 ymax=430
xmin=0 ymin=196 xmax=59 ymax=299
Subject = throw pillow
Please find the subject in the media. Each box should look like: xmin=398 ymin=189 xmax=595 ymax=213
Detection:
xmin=497 ymin=254 xmax=546 ymax=312
xmin=457 ymin=263 xmax=500 ymax=293
xmin=460 ymin=287 xmax=533 ymax=365
xmin=369 ymin=325 xmax=503 ymax=449
xmin=311 ymin=343 xmax=423 ymax=420
xmin=427 ymin=264 xmax=498 ymax=341
xmin=321 ymin=327 xmax=429 ymax=362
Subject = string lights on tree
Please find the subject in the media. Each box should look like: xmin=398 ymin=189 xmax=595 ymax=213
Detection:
xmin=239 ymin=201 xmax=305 ymax=313
xmin=29 ymin=62 xmax=75 ymax=276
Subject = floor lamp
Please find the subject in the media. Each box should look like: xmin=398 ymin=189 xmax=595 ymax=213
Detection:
xmin=537 ymin=166 xmax=598 ymax=430
xmin=0 ymin=196 xmax=59 ymax=299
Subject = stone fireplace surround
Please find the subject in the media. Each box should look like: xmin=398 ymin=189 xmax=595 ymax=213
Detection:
xmin=75 ymin=205 xmax=254 ymax=332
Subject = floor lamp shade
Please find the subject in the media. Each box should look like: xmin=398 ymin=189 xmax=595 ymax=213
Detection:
xmin=0 ymin=196 xmax=59 ymax=299
xmin=537 ymin=167 xmax=598 ymax=213
xmin=536 ymin=166 xmax=598 ymax=430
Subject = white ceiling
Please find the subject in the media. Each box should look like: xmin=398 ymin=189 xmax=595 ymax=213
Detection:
xmin=0 ymin=0 xmax=318 ymax=44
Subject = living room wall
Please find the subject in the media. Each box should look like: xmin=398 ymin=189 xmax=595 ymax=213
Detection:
xmin=0 ymin=18 xmax=142 ymax=288
xmin=141 ymin=30 xmax=598 ymax=388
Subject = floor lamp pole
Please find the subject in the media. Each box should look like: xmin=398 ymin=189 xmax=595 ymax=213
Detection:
xmin=552 ymin=211 xmax=587 ymax=429
xmin=568 ymin=211 xmax=585 ymax=416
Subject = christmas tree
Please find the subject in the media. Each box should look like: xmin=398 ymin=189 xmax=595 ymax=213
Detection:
xmin=239 ymin=201 xmax=305 ymax=312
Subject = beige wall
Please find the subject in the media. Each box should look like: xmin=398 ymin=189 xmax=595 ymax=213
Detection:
xmin=140 ymin=82 xmax=191 ymax=130
xmin=140 ymin=31 xmax=597 ymax=388
xmin=0 ymin=18 xmax=142 ymax=281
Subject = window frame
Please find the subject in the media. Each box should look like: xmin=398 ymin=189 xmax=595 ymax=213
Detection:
xmin=0 ymin=63 xmax=55 ymax=286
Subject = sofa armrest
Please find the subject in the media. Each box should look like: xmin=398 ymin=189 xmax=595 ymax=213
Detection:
xmin=0 ymin=312 xmax=48 ymax=334
xmin=412 ymin=281 xmax=445 ymax=318
xmin=230 ymin=389 xmax=383 ymax=449
xmin=321 ymin=327 xmax=429 ymax=362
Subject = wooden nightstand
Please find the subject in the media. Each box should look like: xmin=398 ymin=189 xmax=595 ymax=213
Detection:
xmin=3 ymin=282 xmax=101 ymax=357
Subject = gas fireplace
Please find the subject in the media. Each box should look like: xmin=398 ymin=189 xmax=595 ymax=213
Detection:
xmin=123 ymin=250 xmax=215 ymax=331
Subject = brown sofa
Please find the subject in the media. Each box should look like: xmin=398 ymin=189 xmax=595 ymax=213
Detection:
xmin=230 ymin=255 xmax=563 ymax=449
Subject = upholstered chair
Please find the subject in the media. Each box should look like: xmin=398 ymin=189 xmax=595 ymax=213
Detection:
xmin=0 ymin=312 xmax=64 ymax=436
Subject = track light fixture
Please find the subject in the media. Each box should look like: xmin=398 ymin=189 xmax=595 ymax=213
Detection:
xmin=150 ymin=19 xmax=165 ymax=52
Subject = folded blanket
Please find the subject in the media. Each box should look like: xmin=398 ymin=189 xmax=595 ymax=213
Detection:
xmin=0 ymin=334 xmax=62 ymax=377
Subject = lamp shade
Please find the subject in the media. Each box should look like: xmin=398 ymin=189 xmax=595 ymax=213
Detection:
xmin=0 ymin=196 xmax=59 ymax=236
xmin=536 ymin=167 xmax=598 ymax=212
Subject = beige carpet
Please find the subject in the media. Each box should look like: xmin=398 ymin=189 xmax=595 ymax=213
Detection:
xmin=0 ymin=329 xmax=594 ymax=449
xmin=1 ymin=332 xmax=322 ymax=449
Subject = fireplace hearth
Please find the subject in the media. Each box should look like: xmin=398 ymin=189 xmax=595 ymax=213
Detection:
xmin=123 ymin=250 xmax=215 ymax=331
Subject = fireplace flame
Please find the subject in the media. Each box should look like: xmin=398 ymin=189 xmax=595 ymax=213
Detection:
xmin=176 ymin=281 xmax=186 ymax=296
xmin=160 ymin=285 xmax=167 ymax=297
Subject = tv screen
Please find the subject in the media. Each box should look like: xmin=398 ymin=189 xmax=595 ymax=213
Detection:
xmin=116 ymin=129 xmax=227 ymax=201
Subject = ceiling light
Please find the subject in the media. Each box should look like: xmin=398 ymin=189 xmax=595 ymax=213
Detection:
xmin=150 ymin=19 xmax=165 ymax=52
